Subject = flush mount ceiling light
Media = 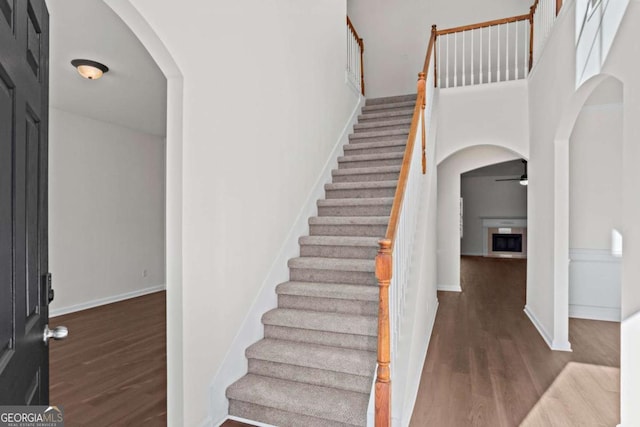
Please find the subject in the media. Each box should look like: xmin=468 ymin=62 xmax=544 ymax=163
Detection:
xmin=71 ymin=59 xmax=109 ymax=80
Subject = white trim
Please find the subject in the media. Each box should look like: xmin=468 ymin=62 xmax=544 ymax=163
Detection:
xmin=437 ymin=284 xmax=462 ymax=292
xmin=524 ymin=305 xmax=572 ymax=352
xmin=569 ymin=304 xmax=621 ymax=322
xmin=49 ymin=284 xmax=166 ymax=317
xmin=481 ymin=218 xmax=527 ymax=228
xmin=207 ymin=95 xmax=365 ymax=423
xmin=570 ymin=248 xmax=622 ymax=263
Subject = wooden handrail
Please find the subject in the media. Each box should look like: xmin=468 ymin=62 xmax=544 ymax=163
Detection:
xmin=436 ymin=13 xmax=530 ymax=36
xmin=556 ymin=0 xmax=563 ymax=15
xmin=347 ymin=16 xmax=365 ymax=95
xmin=346 ymin=16 xmax=363 ymax=50
xmin=374 ymin=27 xmax=436 ymax=427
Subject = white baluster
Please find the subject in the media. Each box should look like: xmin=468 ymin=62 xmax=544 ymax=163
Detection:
xmin=454 ymin=32 xmax=458 ymax=87
xmin=497 ymin=24 xmax=501 ymax=82
xmin=504 ymin=22 xmax=510 ymax=81
xmin=462 ymin=31 xmax=466 ymax=86
xmin=515 ymin=20 xmax=519 ymax=79
xmin=446 ymin=34 xmax=449 ymax=88
xmin=488 ymin=26 xmax=492 ymax=83
xmin=480 ymin=27 xmax=483 ymax=84
xmin=471 ymin=29 xmax=474 ymax=85
xmin=438 ymin=36 xmax=442 ymax=87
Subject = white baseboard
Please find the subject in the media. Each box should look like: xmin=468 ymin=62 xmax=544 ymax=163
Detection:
xmin=524 ymin=305 xmax=572 ymax=352
xmin=437 ymin=284 xmax=462 ymax=292
xmin=49 ymin=284 xmax=166 ymax=317
xmin=207 ymin=94 xmax=365 ymax=423
xmin=569 ymin=304 xmax=621 ymax=322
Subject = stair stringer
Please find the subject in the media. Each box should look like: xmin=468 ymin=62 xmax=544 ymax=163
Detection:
xmin=208 ymin=94 xmax=365 ymax=427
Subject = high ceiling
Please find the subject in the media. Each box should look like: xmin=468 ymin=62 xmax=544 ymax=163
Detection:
xmin=46 ymin=0 xmax=167 ymax=137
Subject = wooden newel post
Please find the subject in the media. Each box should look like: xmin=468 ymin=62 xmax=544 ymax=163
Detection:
xmin=418 ymin=72 xmax=427 ymax=175
xmin=556 ymin=0 xmax=563 ymax=16
xmin=432 ymin=25 xmax=438 ymax=88
xmin=375 ymin=239 xmax=392 ymax=427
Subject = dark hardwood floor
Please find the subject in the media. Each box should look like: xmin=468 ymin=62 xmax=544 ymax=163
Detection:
xmin=50 ymin=291 xmax=167 ymax=426
xmin=410 ymin=256 xmax=620 ymax=427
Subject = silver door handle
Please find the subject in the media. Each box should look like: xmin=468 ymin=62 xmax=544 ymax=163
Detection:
xmin=43 ymin=325 xmax=68 ymax=344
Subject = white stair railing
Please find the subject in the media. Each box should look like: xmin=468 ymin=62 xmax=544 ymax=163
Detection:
xmin=346 ymin=17 xmax=365 ymax=95
xmin=435 ymin=0 xmax=563 ymax=89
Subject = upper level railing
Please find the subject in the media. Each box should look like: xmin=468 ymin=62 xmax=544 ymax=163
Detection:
xmin=347 ymin=17 xmax=365 ymax=95
xmin=434 ymin=0 xmax=562 ymax=89
xmin=373 ymin=1 xmax=563 ymax=425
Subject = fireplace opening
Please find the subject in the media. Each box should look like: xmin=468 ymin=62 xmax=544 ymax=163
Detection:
xmin=492 ymin=233 xmax=523 ymax=253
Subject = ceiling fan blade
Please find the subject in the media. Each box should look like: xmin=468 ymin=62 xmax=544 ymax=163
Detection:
xmin=495 ymin=178 xmax=520 ymax=181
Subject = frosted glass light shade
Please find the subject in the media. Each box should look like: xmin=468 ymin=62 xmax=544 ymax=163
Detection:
xmin=71 ymin=59 xmax=109 ymax=80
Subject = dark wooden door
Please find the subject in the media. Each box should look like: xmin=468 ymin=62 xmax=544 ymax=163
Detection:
xmin=0 ymin=0 xmax=50 ymax=405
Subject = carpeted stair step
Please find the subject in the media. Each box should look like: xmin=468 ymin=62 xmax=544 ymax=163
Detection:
xmin=343 ymin=139 xmax=406 ymax=156
xmin=358 ymin=108 xmax=414 ymax=122
xmin=288 ymin=256 xmax=375 ymax=285
xmin=309 ymin=216 xmax=388 ymax=238
xmin=331 ymin=165 xmax=401 ymax=183
xmin=276 ymin=281 xmax=378 ymax=315
xmin=324 ymin=180 xmax=398 ymax=199
xmin=349 ymin=129 xmax=409 ymax=144
xmin=262 ymin=308 xmax=378 ymax=344
xmin=317 ymin=198 xmax=394 ymax=217
xmin=365 ymin=93 xmax=416 ymax=106
xmin=246 ymin=339 xmax=376 ymax=393
xmin=338 ymin=152 xmax=404 ymax=169
xmin=227 ymin=374 xmax=369 ymax=427
xmin=354 ymin=116 xmax=413 ymax=132
xmin=299 ymin=235 xmax=380 ymax=260
xmin=361 ymin=99 xmax=415 ymax=112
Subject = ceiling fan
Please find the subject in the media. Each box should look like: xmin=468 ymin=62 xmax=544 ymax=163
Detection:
xmin=495 ymin=160 xmax=528 ymax=186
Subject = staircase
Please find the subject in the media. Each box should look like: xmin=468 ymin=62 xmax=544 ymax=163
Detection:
xmin=226 ymin=94 xmax=416 ymax=427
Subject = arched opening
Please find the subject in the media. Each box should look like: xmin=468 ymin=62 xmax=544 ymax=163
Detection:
xmin=552 ymin=74 xmax=623 ymax=350
xmin=436 ymin=144 xmax=528 ymax=293
xmin=46 ymin=0 xmax=184 ymax=424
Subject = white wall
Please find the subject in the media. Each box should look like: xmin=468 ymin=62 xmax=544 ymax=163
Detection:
xmin=347 ymin=0 xmax=531 ymax=97
xmin=525 ymin=1 xmax=577 ymax=352
xmin=49 ymin=107 xmax=166 ymax=315
xmin=597 ymin=4 xmax=640 ymax=422
xmin=460 ymin=176 xmax=527 ymax=255
xmin=437 ymin=146 xmax=521 ymax=291
xmin=567 ymin=101 xmax=622 ymax=321
xmin=436 ymin=80 xmax=530 ymax=164
xmin=107 ymin=1 xmax=359 ymax=425
xmin=569 ymin=103 xmax=622 ymax=250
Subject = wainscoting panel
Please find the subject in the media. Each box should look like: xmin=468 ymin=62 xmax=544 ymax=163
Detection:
xmin=569 ymin=248 xmax=621 ymax=321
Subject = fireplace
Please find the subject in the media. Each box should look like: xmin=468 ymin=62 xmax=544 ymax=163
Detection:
xmin=492 ymin=234 xmax=523 ymax=253
xmin=481 ymin=218 xmax=527 ymax=258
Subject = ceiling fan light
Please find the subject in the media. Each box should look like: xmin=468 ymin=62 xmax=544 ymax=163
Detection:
xmin=520 ymin=178 xmax=528 ymax=186
xmin=71 ymin=59 xmax=109 ymax=80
